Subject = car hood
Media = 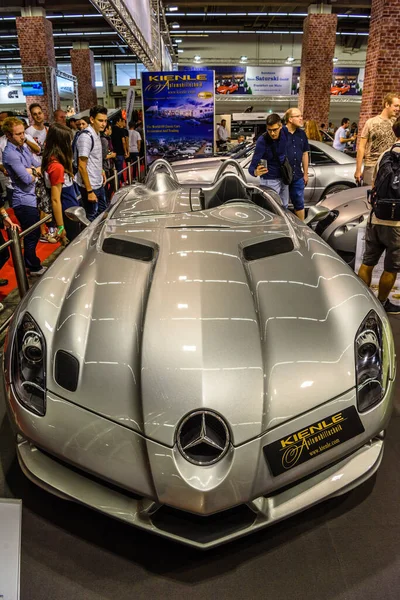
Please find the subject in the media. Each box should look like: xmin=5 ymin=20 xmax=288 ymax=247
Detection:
xmin=16 ymin=207 xmax=379 ymax=448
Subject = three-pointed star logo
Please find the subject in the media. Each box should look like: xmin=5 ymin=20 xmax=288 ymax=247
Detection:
xmin=182 ymin=412 xmax=225 ymax=453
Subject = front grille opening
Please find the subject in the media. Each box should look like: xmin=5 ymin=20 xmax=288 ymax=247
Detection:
xmin=243 ymin=237 xmax=294 ymax=261
xmin=151 ymin=505 xmax=255 ymax=544
xmin=315 ymin=210 xmax=339 ymax=236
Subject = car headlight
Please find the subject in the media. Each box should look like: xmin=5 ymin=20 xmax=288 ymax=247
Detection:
xmin=12 ymin=313 xmax=46 ymax=416
xmin=355 ymin=311 xmax=386 ymax=412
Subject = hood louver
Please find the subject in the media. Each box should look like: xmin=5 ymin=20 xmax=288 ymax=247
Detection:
xmin=243 ymin=237 xmax=294 ymax=261
xmin=102 ymin=238 xmax=155 ymax=262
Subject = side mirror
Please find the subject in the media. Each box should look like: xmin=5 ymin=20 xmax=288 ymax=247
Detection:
xmin=65 ymin=206 xmax=90 ymax=228
xmin=304 ymin=205 xmax=331 ymax=225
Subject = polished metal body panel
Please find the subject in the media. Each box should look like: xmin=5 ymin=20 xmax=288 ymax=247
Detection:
xmin=317 ymin=186 xmax=371 ymax=263
xmin=3 ymin=166 xmax=395 ymax=548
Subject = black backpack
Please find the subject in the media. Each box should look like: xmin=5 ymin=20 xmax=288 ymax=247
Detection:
xmin=371 ymin=143 xmax=400 ymax=220
xmin=72 ymin=129 xmax=94 ymax=174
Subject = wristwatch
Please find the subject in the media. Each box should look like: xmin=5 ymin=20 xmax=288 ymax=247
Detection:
xmin=87 ymin=189 xmax=93 ymax=194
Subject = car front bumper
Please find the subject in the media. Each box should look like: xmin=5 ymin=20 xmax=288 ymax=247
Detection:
xmin=6 ymin=371 xmax=394 ymax=549
xmin=17 ymin=434 xmax=384 ymax=549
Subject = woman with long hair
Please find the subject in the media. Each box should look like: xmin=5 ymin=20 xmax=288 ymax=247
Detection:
xmin=42 ymin=123 xmax=80 ymax=243
xmin=304 ymin=120 xmax=323 ymax=142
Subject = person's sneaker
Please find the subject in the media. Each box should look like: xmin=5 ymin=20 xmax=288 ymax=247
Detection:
xmin=29 ymin=266 xmax=48 ymax=277
xmin=39 ymin=235 xmax=49 ymax=243
xmin=0 ymin=303 xmax=4 ymax=312
xmin=382 ymin=299 xmax=400 ymax=314
xmin=0 ymin=278 xmax=8 ymax=286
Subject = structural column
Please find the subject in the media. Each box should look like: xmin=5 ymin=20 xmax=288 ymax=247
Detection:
xmin=358 ymin=0 xmax=400 ymax=135
xmin=70 ymin=43 xmax=97 ymax=112
xmin=16 ymin=7 xmax=59 ymax=121
xmin=298 ymin=7 xmax=337 ymax=127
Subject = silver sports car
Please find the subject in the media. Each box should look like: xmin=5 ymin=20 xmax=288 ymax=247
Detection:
xmin=3 ymin=160 xmax=395 ymax=549
xmin=315 ymin=186 xmax=371 ymax=267
xmin=174 ymin=140 xmax=357 ymax=205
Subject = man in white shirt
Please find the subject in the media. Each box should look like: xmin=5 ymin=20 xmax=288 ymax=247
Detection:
xmin=75 ymin=105 xmax=108 ymax=221
xmin=25 ymin=103 xmax=48 ymax=154
xmin=128 ymin=121 xmax=141 ymax=180
xmin=216 ymin=119 xmax=229 ymax=150
xmin=333 ymin=118 xmax=357 ymax=152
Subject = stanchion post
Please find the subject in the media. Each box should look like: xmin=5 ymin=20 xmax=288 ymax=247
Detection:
xmin=9 ymin=227 xmax=29 ymax=298
xmin=127 ymin=161 xmax=132 ymax=185
xmin=113 ymin=168 xmax=119 ymax=192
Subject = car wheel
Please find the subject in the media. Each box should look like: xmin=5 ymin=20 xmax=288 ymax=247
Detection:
xmin=320 ymin=183 xmax=354 ymax=201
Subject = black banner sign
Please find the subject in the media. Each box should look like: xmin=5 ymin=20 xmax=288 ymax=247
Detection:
xmin=264 ymin=406 xmax=365 ymax=477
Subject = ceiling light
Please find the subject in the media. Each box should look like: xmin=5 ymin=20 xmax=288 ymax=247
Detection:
xmin=9 ymin=72 xmax=13 ymax=78
xmin=171 ymin=21 xmax=180 ymax=28
xmin=193 ymin=55 xmax=201 ymax=62
xmin=174 ymin=38 xmax=182 ymax=43
xmin=240 ymin=55 xmax=248 ymax=62
xmin=286 ymin=56 xmax=295 ymax=62
xmin=177 ymin=49 xmax=184 ymax=53
xmin=167 ymin=5 xmax=179 ymax=11
xmin=333 ymin=57 xmax=339 ymax=62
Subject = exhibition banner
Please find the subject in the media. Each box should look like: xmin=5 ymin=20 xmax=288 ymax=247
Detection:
xmin=184 ymin=64 xmax=365 ymax=97
xmin=245 ymin=66 xmax=293 ymax=96
xmin=142 ymin=70 xmax=215 ymax=164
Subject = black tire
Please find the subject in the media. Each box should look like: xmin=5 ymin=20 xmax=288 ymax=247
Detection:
xmin=319 ymin=183 xmax=355 ymax=202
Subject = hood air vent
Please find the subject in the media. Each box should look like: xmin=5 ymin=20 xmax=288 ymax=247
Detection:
xmin=243 ymin=237 xmax=294 ymax=261
xmin=55 ymin=350 xmax=79 ymax=392
xmin=102 ymin=238 xmax=155 ymax=262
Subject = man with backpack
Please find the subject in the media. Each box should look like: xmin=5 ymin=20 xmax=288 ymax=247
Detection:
xmin=358 ymin=117 xmax=400 ymax=314
xmin=74 ymin=106 xmax=108 ymax=221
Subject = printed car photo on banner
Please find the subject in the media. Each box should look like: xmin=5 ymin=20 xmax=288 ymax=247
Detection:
xmin=142 ymin=70 xmax=215 ymax=164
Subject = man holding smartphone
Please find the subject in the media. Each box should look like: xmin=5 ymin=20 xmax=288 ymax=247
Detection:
xmin=249 ymin=113 xmax=289 ymax=207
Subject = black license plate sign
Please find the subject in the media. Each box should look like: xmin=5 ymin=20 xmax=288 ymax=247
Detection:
xmin=264 ymin=406 xmax=365 ymax=477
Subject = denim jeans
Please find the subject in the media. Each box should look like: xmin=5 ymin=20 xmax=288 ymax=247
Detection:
xmin=262 ymin=179 xmax=289 ymax=208
xmin=289 ymin=177 xmax=305 ymax=211
xmin=14 ymin=205 xmax=41 ymax=272
xmin=80 ymin=186 xmax=107 ymax=222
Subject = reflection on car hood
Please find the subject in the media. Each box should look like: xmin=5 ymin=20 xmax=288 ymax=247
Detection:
xmin=21 ymin=188 xmax=376 ymax=449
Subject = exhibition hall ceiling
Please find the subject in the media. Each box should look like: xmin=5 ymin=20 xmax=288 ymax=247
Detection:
xmin=0 ymin=0 xmax=371 ymax=63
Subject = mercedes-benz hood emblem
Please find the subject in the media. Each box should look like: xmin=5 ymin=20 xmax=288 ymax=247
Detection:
xmin=177 ymin=410 xmax=230 ymax=466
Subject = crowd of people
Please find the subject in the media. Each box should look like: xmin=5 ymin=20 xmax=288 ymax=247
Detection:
xmin=0 ymin=104 xmax=144 ymax=305
xmin=0 ymin=92 xmax=400 ymax=315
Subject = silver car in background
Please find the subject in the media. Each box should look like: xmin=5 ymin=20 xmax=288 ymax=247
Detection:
xmin=316 ymin=186 xmax=371 ymax=267
xmin=174 ymin=140 xmax=357 ymax=204
xmin=3 ymin=160 xmax=395 ymax=549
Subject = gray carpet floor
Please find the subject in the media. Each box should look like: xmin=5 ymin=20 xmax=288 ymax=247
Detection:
xmin=1 ymin=318 xmax=400 ymax=600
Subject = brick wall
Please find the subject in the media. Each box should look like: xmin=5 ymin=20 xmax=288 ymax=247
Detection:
xmin=16 ymin=16 xmax=59 ymax=121
xmin=70 ymin=49 xmax=97 ymax=112
xmin=358 ymin=0 xmax=400 ymax=135
xmin=298 ymin=14 xmax=338 ymax=127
